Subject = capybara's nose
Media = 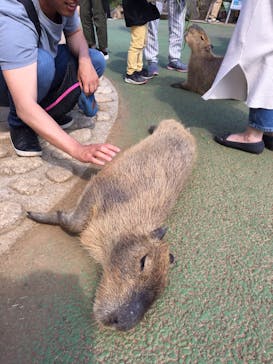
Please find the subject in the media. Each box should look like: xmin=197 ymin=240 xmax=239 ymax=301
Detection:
xmin=104 ymin=290 xmax=155 ymax=331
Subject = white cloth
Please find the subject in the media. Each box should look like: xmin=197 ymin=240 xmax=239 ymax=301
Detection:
xmin=203 ymin=0 xmax=273 ymax=109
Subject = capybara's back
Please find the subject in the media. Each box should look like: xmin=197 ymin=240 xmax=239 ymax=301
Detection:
xmin=172 ymin=24 xmax=223 ymax=95
xmin=28 ymin=119 xmax=196 ymax=331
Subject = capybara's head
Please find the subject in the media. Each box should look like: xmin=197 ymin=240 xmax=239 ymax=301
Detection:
xmin=93 ymin=227 xmax=174 ymax=331
xmin=185 ymin=24 xmax=212 ymax=52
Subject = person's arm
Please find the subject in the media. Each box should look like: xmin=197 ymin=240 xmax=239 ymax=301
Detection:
xmin=66 ymin=28 xmax=99 ymax=95
xmin=3 ymin=63 xmax=120 ymax=165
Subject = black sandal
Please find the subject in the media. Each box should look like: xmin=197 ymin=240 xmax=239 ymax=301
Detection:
xmin=214 ymin=135 xmax=264 ymax=154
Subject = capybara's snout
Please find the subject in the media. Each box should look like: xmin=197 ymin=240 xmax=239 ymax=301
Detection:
xmin=101 ymin=290 xmax=156 ymax=331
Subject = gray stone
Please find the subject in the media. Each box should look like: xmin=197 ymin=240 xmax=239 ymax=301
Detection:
xmin=95 ymin=94 xmax=113 ymax=103
xmin=0 ymin=158 xmax=43 ymax=176
xmin=69 ymin=128 xmax=93 ymax=143
xmin=46 ymin=166 xmax=73 ymax=183
xmin=0 ymin=201 xmax=24 ymax=234
xmin=9 ymin=178 xmax=44 ymax=195
xmin=97 ymin=111 xmax=111 ymax=122
xmin=97 ymin=86 xmax=113 ymax=94
xmin=0 ymin=145 xmax=9 ymax=158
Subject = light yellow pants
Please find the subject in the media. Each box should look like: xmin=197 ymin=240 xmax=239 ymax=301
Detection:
xmin=127 ymin=24 xmax=147 ymax=75
xmin=209 ymin=0 xmax=223 ymax=19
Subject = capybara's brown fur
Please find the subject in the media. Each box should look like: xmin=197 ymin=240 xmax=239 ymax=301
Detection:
xmin=28 ymin=119 xmax=196 ymax=331
xmin=171 ymin=24 xmax=223 ymax=95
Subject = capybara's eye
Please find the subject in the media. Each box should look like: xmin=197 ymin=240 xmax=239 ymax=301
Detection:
xmin=140 ymin=255 xmax=147 ymax=271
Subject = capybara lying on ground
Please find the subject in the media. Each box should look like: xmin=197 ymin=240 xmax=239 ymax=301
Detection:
xmin=28 ymin=119 xmax=196 ymax=331
xmin=171 ymin=24 xmax=223 ymax=95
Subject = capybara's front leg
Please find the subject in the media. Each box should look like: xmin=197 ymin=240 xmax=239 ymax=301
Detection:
xmin=27 ymin=183 xmax=97 ymax=234
xmin=27 ymin=210 xmax=84 ymax=234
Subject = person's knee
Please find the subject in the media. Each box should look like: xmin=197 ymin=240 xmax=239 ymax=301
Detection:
xmin=37 ymin=49 xmax=55 ymax=99
xmin=89 ymin=49 xmax=106 ymax=77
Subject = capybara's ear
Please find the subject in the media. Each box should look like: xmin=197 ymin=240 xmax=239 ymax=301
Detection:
xmin=150 ymin=226 xmax=168 ymax=240
xmin=148 ymin=125 xmax=157 ymax=134
xmin=169 ymin=253 xmax=175 ymax=264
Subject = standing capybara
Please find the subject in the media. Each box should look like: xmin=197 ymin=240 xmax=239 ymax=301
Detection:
xmin=171 ymin=24 xmax=223 ymax=95
xmin=28 ymin=119 xmax=196 ymax=331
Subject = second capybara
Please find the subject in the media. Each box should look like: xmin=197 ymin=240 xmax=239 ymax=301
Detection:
xmin=27 ymin=119 xmax=196 ymax=331
xmin=171 ymin=24 xmax=223 ymax=95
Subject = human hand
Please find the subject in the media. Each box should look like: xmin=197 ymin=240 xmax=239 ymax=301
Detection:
xmin=78 ymin=59 xmax=99 ymax=95
xmin=74 ymin=143 xmax=121 ymax=165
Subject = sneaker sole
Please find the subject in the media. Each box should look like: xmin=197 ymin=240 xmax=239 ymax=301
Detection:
xmin=11 ymin=141 xmax=42 ymax=157
xmin=124 ymin=77 xmax=147 ymax=85
xmin=59 ymin=118 xmax=74 ymax=130
xmin=166 ymin=66 xmax=188 ymax=73
xmin=141 ymin=75 xmax=154 ymax=80
xmin=98 ymin=50 xmax=109 ymax=61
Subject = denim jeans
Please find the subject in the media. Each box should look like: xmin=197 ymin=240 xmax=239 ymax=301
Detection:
xmin=249 ymin=108 xmax=273 ymax=133
xmin=0 ymin=45 xmax=106 ymax=127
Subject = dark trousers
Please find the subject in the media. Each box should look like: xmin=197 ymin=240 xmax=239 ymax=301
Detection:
xmin=80 ymin=0 xmax=108 ymax=50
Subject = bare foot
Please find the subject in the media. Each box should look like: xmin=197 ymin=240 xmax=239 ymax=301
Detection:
xmin=226 ymin=127 xmax=263 ymax=143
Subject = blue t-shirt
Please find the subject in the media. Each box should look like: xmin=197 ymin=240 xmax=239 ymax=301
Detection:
xmin=0 ymin=0 xmax=80 ymax=70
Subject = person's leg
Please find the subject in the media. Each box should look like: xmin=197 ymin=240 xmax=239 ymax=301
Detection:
xmin=80 ymin=0 xmax=96 ymax=48
xmin=144 ymin=1 xmax=163 ymax=66
xmin=8 ymin=49 xmax=55 ymax=156
xmin=76 ymin=46 xmax=106 ymax=115
xmin=249 ymin=108 xmax=273 ymax=151
xmin=53 ymin=44 xmax=106 ymax=85
xmin=209 ymin=0 xmax=223 ymax=20
xmin=9 ymin=46 xmax=105 ymax=155
xmin=102 ymin=0 xmax=111 ymax=18
xmin=91 ymin=0 xmax=108 ymax=51
xmin=125 ymin=26 xmax=148 ymax=85
xmin=167 ymin=0 xmax=187 ymax=71
xmin=88 ymin=47 xmax=106 ymax=77
xmin=0 ymin=69 xmax=9 ymax=107
xmin=223 ymin=108 xmax=273 ymax=144
xmin=136 ymin=25 xmax=147 ymax=73
xmin=8 ymin=49 xmax=55 ymax=128
xmin=127 ymin=26 xmax=146 ymax=75
xmin=214 ymin=108 xmax=273 ymax=154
